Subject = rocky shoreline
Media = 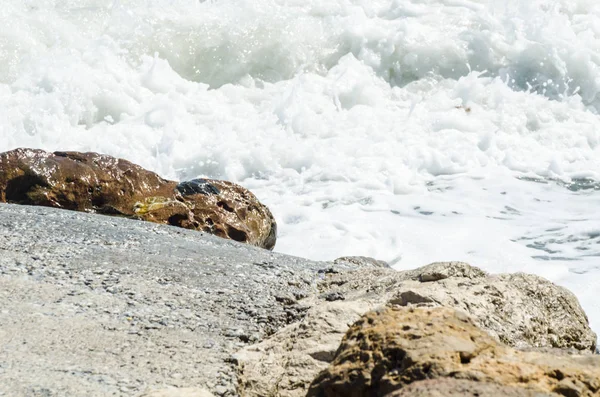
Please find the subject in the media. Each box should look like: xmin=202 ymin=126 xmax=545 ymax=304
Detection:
xmin=0 ymin=149 xmax=599 ymax=396
xmin=0 ymin=203 xmax=598 ymax=396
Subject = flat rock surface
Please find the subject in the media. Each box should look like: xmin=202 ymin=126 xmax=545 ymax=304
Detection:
xmin=0 ymin=203 xmax=350 ymax=397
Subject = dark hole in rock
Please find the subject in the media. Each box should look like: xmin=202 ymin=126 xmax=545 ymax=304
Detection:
xmin=227 ymin=225 xmax=247 ymax=242
xmin=217 ymin=201 xmax=235 ymax=212
xmin=5 ymin=174 xmax=49 ymax=203
xmin=549 ymin=369 xmax=565 ymax=381
xmin=91 ymin=196 xmax=106 ymax=209
xmin=460 ymin=352 xmax=471 ymax=364
xmin=176 ymin=179 xmax=220 ymax=196
xmin=98 ymin=206 xmax=124 ymax=215
xmin=168 ymin=214 xmax=189 ymax=227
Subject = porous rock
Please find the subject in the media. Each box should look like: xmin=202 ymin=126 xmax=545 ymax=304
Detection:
xmin=234 ymin=262 xmax=596 ymax=397
xmin=323 ymin=261 xmax=596 ymax=351
xmin=0 ymin=148 xmax=276 ymax=249
xmin=307 ymin=307 xmax=600 ymax=397
xmin=384 ymin=379 xmax=556 ymax=397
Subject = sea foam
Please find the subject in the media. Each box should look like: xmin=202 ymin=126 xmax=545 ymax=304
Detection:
xmin=1 ymin=0 xmax=600 ymax=332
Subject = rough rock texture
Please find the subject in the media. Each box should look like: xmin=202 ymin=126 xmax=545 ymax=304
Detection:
xmin=234 ymin=262 xmax=596 ymax=397
xmin=140 ymin=388 xmax=215 ymax=397
xmin=0 ymin=148 xmax=276 ymax=249
xmin=234 ymin=301 xmax=375 ymax=397
xmin=333 ymin=256 xmax=390 ymax=268
xmin=307 ymin=307 xmax=600 ymax=397
xmin=0 ymin=203 xmax=596 ymax=397
xmin=0 ymin=203 xmax=341 ymax=396
xmin=384 ymin=379 xmax=556 ymax=397
xmin=324 ymin=261 xmax=596 ymax=351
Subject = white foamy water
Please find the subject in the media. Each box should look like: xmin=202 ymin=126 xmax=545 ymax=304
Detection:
xmin=2 ymin=0 xmax=600 ymax=333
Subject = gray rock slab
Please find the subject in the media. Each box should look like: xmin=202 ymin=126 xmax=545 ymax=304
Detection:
xmin=0 ymin=203 xmax=354 ymax=397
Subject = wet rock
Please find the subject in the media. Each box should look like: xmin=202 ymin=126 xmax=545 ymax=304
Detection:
xmin=0 ymin=148 xmax=276 ymax=249
xmin=307 ymin=307 xmax=600 ymax=397
xmin=0 ymin=148 xmax=175 ymax=214
xmin=176 ymin=179 xmax=221 ymax=196
xmin=174 ymin=179 xmax=276 ymax=251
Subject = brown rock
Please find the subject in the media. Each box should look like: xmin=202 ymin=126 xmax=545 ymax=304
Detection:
xmin=177 ymin=178 xmax=276 ymax=250
xmin=384 ymin=378 xmax=557 ymax=397
xmin=0 ymin=148 xmax=175 ymax=213
xmin=0 ymin=148 xmax=276 ymax=249
xmin=307 ymin=307 xmax=600 ymax=397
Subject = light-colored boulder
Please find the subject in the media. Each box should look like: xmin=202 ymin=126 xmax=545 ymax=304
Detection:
xmin=234 ymin=301 xmax=374 ymax=397
xmin=322 ymin=261 xmax=596 ymax=351
xmin=234 ymin=262 xmax=596 ymax=397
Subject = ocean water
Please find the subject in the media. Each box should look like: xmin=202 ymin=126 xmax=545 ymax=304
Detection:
xmin=1 ymin=0 xmax=600 ymax=334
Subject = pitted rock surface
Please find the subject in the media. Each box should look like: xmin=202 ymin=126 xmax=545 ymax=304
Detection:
xmin=234 ymin=262 xmax=596 ymax=397
xmin=320 ymin=261 xmax=596 ymax=351
xmin=0 ymin=148 xmax=276 ymax=249
xmin=384 ymin=379 xmax=557 ymax=397
xmin=307 ymin=307 xmax=600 ymax=397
